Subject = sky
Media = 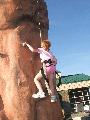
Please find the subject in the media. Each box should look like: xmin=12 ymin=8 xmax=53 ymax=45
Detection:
xmin=45 ymin=0 xmax=90 ymax=76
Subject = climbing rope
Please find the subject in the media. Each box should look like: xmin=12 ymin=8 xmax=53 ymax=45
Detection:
xmin=55 ymin=71 xmax=62 ymax=87
xmin=38 ymin=22 xmax=42 ymax=42
xmin=38 ymin=21 xmax=51 ymax=94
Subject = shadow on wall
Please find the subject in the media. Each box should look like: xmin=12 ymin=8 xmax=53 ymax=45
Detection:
xmin=0 ymin=95 xmax=4 ymax=111
xmin=0 ymin=95 xmax=9 ymax=120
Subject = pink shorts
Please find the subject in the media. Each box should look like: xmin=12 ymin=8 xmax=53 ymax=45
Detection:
xmin=46 ymin=65 xmax=56 ymax=74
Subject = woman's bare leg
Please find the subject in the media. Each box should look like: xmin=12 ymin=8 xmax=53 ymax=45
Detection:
xmin=34 ymin=70 xmax=43 ymax=93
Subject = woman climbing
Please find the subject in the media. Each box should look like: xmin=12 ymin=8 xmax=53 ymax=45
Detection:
xmin=22 ymin=40 xmax=57 ymax=102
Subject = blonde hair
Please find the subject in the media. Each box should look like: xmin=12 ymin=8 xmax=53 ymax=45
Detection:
xmin=41 ymin=40 xmax=51 ymax=49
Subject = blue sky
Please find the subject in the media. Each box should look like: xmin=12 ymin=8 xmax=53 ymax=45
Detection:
xmin=45 ymin=0 xmax=90 ymax=76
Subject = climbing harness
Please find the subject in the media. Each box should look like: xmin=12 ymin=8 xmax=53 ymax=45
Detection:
xmin=43 ymin=59 xmax=53 ymax=67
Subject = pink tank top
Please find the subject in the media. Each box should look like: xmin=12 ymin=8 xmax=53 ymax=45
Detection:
xmin=38 ymin=48 xmax=56 ymax=63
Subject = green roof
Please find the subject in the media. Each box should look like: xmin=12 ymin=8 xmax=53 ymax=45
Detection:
xmin=61 ymin=74 xmax=90 ymax=84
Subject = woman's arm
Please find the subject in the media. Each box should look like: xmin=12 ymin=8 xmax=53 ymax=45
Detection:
xmin=22 ymin=42 xmax=38 ymax=52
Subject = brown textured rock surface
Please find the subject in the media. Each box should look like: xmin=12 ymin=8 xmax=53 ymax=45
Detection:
xmin=0 ymin=0 xmax=63 ymax=120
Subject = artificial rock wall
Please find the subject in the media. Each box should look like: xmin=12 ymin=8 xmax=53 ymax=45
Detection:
xmin=0 ymin=0 xmax=63 ymax=120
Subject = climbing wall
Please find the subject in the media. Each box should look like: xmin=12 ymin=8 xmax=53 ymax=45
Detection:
xmin=0 ymin=0 xmax=63 ymax=120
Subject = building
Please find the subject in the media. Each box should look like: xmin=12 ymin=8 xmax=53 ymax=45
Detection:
xmin=57 ymin=73 xmax=90 ymax=119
